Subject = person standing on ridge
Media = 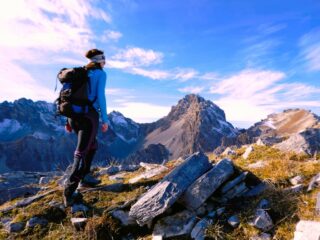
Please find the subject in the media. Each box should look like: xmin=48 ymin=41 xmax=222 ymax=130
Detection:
xmin=63 ymin=49 xmax=109 ymax=207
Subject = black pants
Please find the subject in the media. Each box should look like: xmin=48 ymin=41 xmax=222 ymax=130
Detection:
xmin=64 ymin=109 xmax=99 ymax=197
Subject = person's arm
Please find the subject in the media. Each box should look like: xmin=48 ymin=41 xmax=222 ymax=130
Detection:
xmin=97 ymin=70 xmax=108 ymax=125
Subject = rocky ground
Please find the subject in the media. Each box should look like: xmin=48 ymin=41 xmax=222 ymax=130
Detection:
xmin=1 ymin=145 xmax=320 ymax=239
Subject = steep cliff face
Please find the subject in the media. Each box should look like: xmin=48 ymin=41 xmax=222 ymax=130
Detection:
xmin=143 ymin=94 xmax=238 ymax=159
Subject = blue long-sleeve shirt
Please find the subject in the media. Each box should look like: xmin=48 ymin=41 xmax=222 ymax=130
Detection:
xmin=87 ymin=69 xmax=108 ymax=124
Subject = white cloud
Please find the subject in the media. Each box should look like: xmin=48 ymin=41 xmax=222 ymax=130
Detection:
xmin=0 ymin=61 xmax=56 ymax=102
xmin=300 ymin=29 xmax=320 ymax=71
xmin=178 ymin=86 xmax=204 ymax=94
xmin=102 ymin=30 xmax=123 ymax=42
xmin=109 ymin=101 xmax=170 ymax=123
xmin=200 ymin=72 xmax=220 ymax=80
xmin=129 ymin=68 xmax=171 ymax=80
xmin=209 ymin=69 xmax=320 ymax=125
xmin=112 ymin=47 xmax=163 ymax=67
xmin=173 ymin=68 xmax=198 ymax=81
xmin=0 ymin=0 xmax=112 ymax=102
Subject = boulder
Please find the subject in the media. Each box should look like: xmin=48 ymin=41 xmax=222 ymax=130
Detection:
xmin=286 ymin=184 xmax=304 ymax=193
xmin=191 ymin=218 xmax=213 ymax=240
xmin=98 ymin=165 xmax=140 ymax=176
xmin=71 ymin=218 xmax=87 ymax=231
xmin=4 ymin=221 xmax=25 ymax=233
xmin=129 ymin=152 xmax=212 ymax=226
xmin=180 ymin=158 xmax=234 ymax=210
xmin=220 ymin=172 xmax=248 ymax=194
xmin=129 ymin=165 xmax=168 ymax=184
xmin=39 ymin=176 xmax=52 ymax=185
xmin=294 ymin=220 xmax=320 ymax=240
xmin=307 ymin=173 xmax=320 ymax=192
xmin=253 ymin=209 xmax=274 ymax=232
xmin=152 ymin=210 xmax=197 ymax=238
xmin=243 ymin=146 xmax=254 ymax=159
xmin=243 ymin=182 xmax=268 ymax=197
xmin=71 ymin=204 xmax=89 ymax=214
xmin=228 ymin=215 xmax=240 ymax=228
xmin=290 ymin=175 xmax=304 ymax=186
xmin=222 ymin=147 xmax=236 ymax=156
xmin=257 ymin=199 xmax=270 ymax=210
xmin=111 ymin=210 xmax=136 ymax=226
xmin=248 ymin=161 xmax=267 ymax=169
xmin=222 ymin=182 xmax=248 ymax=201
xmin=26 ymin=217 xmax=48 ymax=228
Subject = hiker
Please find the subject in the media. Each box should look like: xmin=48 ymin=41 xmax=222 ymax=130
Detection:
xmin=63 ymin=49 xmax=109 ymax=207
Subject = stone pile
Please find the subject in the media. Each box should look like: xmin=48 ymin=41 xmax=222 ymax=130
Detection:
xmin=125 ymin=152 xmax=271 ymax=239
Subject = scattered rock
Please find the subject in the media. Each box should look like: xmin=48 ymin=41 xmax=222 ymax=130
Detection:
xmin=0 ymin=186 xmax=40 ymax=205
xmin=222 ymin=182 xmax=248 ymax=201
xmin=316 ymin=192 xmax=320 ymax=216
xmin=293 ymin=220 xmax=320 ymax=240
xmin=222 ymin=147 xmax=236 ymax=156
xmin=221 ymin=172 xmax=248 ymax=194
xmin=250 ymin=233 xmax=272 ymax=240
xmin=0 ymin=189 xmax=56 ymax=213
xmin=196 ymin=206 xmax=206 ymax=216
xmin=290 ymin=175 xmax=304 ymax=186
xmin=307 ymin=173 xmax=320 ymax=192
xmin=71 ymin=204 xmax=89 ymax=214
xmin=152 ymin=210 xmax=197 ymax=238
xmin=26 ymin=217 xmax=48 ymax=228
xmin=39 ymin=176 xmax=52 ymax=185
xmin=48 ymin=200 xmax=65 ymax=211
xmin=180 ymin=158 xmax=234 ymax=210
xmin=4 ymin=221 xmax=25 ymax=233
xmin=286 ymin=184 xmax=304 ymax=193
xmin=248 ymin=161 xmax=267 ymax=169
xmin=82 ymin=183 xmax=125 ymax=193
xmin=98 ymin=165 xmax=140 ymax=176
xmin=243 ymin=182 xmax=268 ymax=197
xmin=109 ymin=172 xmax=127 ymax=181
xmin=228 ymin=215 xmax=240 ymax=228
xmin=256 ymin=138 xmax=266 ymax=146
xmin=253 ymin=209 xmax=274 ymax=232
xmin=191 ymin=218 xmax=213 ymax=240
xmin=257 ymin=199 xmax=270 ymax=210
xmin=243 ymin=145 xmax=254 ymax=159
xmin=71 ymin=218 xmax=87 ymax=231
xmin=216 ymin=207 xmax=226 ymax=216
xmin=111 ymin=210 xmax=136 ymax=226
xmin=129 ymin=152 xmax=212 ymax=226
xmin=129 ymin=165 xmax=168 ymax=184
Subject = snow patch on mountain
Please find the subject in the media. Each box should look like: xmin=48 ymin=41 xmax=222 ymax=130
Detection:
xmin=0 ymin=119 xmax=22 ymax=134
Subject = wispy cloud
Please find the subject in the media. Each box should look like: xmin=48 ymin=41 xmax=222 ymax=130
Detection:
xmin=0 ymin=0 xmax=112 ymax=102
xmin=209 ymin=69 xmax=320 ymax=125
xmin=102 ymin=30 xmax=123 ymax=42
xmin=300 ymin=29 xmax=320 ymax=71
xmin=112 ymin=47 xmax=163 ymax=67
xmin=178 ymin=86 xmax=204 ymax=94
xmin=109 ymin=101 xmax=171 ymax=123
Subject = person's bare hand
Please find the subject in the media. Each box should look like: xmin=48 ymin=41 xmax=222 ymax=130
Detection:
xmin=102 ymin=123 xmax=108 ymax=132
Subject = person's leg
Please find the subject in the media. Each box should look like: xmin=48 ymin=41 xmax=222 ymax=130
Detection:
xmin=64 ymin=117 xmax=93 ymax=201
xmin=81 ymin=110 xmax=99 ymax=175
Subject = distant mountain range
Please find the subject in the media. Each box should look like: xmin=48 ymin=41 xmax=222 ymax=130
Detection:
xmin=1 ymin=94 xmax=320 ymax=172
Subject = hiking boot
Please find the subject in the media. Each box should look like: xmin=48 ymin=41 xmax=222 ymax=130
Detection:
xmin=72 ymin=190 xmax=83 ymax=202
xmin=79 ymin=174 xmax=101 ymax=188
xmin=63 ymin=193 xmax=74 ymax=207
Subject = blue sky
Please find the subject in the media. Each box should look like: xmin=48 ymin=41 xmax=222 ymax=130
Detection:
xmin=0 ymin=0 xmax=320 ymax=127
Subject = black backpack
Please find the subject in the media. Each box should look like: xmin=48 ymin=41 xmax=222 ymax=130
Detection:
xmin=55 ymin=66 xmax=96 ymax=118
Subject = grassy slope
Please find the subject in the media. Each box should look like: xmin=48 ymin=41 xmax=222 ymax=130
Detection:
xmin=0 ymin=146 xmax=319 ymax=239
